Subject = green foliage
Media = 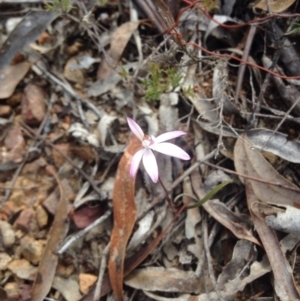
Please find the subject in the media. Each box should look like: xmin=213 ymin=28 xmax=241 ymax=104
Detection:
xmin=183 ymin=85 xmax=196 ymax=98
xmin=187 ymin=180 xmax=233 ymax=209
xmin=141 ymin=63 xmax=163 ymax=101
xmin=141 ymin=63 xmax=183 ymax=101
xmin=166 ymin=67 xmax=182 ymax=88
xmin=203 ymin=0 xmax=218 ymax=11
xmin=45 ymin=0 xmax=72 ymax=13
xmin=119 ymin=66 xmax=130 ymax=81
xmin=286 ymin=22 xmax=300 ymax=36
xmin=97 ymin=0 xmax=109 ymax=6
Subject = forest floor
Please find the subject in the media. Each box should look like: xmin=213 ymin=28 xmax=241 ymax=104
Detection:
xmin=1 ymin=0 xmax=300 ymax=300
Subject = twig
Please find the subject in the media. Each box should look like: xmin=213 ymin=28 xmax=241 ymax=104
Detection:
xmin=57 ymin=210 xmax=112 ymax=254
xmin=203 ymin=161 xmax=300 ymax=193
xmin=235 ymin=25 xmax=257 ymax=102
xmin=202 ymin=212 xmax=224 ymax=301
xmin=93 ymin=242 xmax=110 ymax=301
xmin=158 ymin=176 xmax=176 ymax=211
xmin=20 ymin=121 xmax=105 ymax=198
xmin=31 ymin=63 xmax=103 ymax=119
xmin=162 ymin=1 xmax=300 ymax=80
xmin=0 ymin=185 xmax=39 ymax=190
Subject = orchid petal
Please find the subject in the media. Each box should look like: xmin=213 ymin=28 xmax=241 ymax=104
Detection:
xmin=130 ymin=148 xmax=145 ymax=178
xmin=155 ymin=131 xmax=187 ymax=144
xmin=127 ymin=117 xmax=144 ymax=141
xmin=151 ymin=142 xmax=190 ymax=160
xmin=142 ymin=149 xmax=159 ymax=183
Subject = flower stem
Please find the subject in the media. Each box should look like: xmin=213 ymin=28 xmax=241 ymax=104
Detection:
xmin=158 ymin=177 xmax=176 ymax=212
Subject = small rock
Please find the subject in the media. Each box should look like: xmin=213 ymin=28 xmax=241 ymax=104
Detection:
xmin=79 ymin=273 xmax=97 ymax=294
xmin=4 ymin=127 xmax=25 ymax=163
xmin=0 ymin=201 xmax=16 ymax=221
xmin=0 ymin=105 xmax=11 ymax=117
xmin=43 ymin=188 xmax=60 ymax=215
xmin=20 ymin=236 xmax=43 ymax=265
xmin=36 ymin=205 xmax=48 ymax=228
xmin=4 ymin=128 xmax=25 ymax=150
xmin=4 ymin=282 xmax=19 ymax=300
xmin=21 ymin=83 xmax=46 ymax=125
xmin=0 ymin=252 xmax=12 ymax=270
xmin=64 ymin=57 xmax=85 ymax=87
xmin=0 ymin=221 xmax=15 ymax=248
xmin=8 ymin=258 xmax=36 ymax=280
xmin=14 ymin=208 xmax=36 ymax=233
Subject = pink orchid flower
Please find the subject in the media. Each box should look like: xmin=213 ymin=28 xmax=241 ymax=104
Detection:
xmin=127 ymin=117 xmax=190 ymax=183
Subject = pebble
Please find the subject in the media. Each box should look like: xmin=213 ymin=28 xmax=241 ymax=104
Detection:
xmin=0 ymin=220 xmax=15 ymax=248
xmin=20 ymin=236 xmax=43 ymax=265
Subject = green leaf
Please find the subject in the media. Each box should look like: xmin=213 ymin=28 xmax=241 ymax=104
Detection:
xmin=187 ymin=180 xmax=233 ymax=209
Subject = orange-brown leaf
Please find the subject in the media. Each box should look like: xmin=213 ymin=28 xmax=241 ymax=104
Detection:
xmin=108 ymin=135 xmax=140 ymax=301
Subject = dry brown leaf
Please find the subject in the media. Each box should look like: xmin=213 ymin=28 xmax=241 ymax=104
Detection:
xmin=203 ymin=199 xmax=261 ymax=246
xmin=0 ymin=62 xmax=31 ymax=99
xmin=251 ymin=202 xmax=300 ymax=237
xmin=43 ymin=178 xmax=73 ymax=215
xmin=31 ymin=165 xmax=69 ymax=301
xmin=253 ymin=0 xmax=296 ymax=12
xmin=190 ymin=170 xmax=261 ymax=246
xmin=234 ymin=134 xmax=300 ymax=207
xmin=97 ymin=21 xmax=139 ymax=80
xmin=124 ymin=267 xmax=202 ymax=294
xmin=245 ymin=181 xmax=300 ymax=300
xmin=108 ymin=135 xmax=140 ymax=301
xmin=71 ymin=145 xmax=95 ymax=164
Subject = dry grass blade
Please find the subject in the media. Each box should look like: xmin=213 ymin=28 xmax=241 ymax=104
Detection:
xmin=31 ymin=165 xmax=69 ymax=301
xmin=108 ymin=135 xmax=140 ymax=301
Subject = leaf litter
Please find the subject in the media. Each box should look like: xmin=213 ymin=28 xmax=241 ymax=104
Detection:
xmin=1 ymin=0 xmax=300 ymax=301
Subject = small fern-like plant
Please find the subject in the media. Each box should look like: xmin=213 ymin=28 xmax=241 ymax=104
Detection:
xmin=141 ymin=63 xmax=183 ymax=101
xmin=45 ymin=0 xmax=72 ymax=13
